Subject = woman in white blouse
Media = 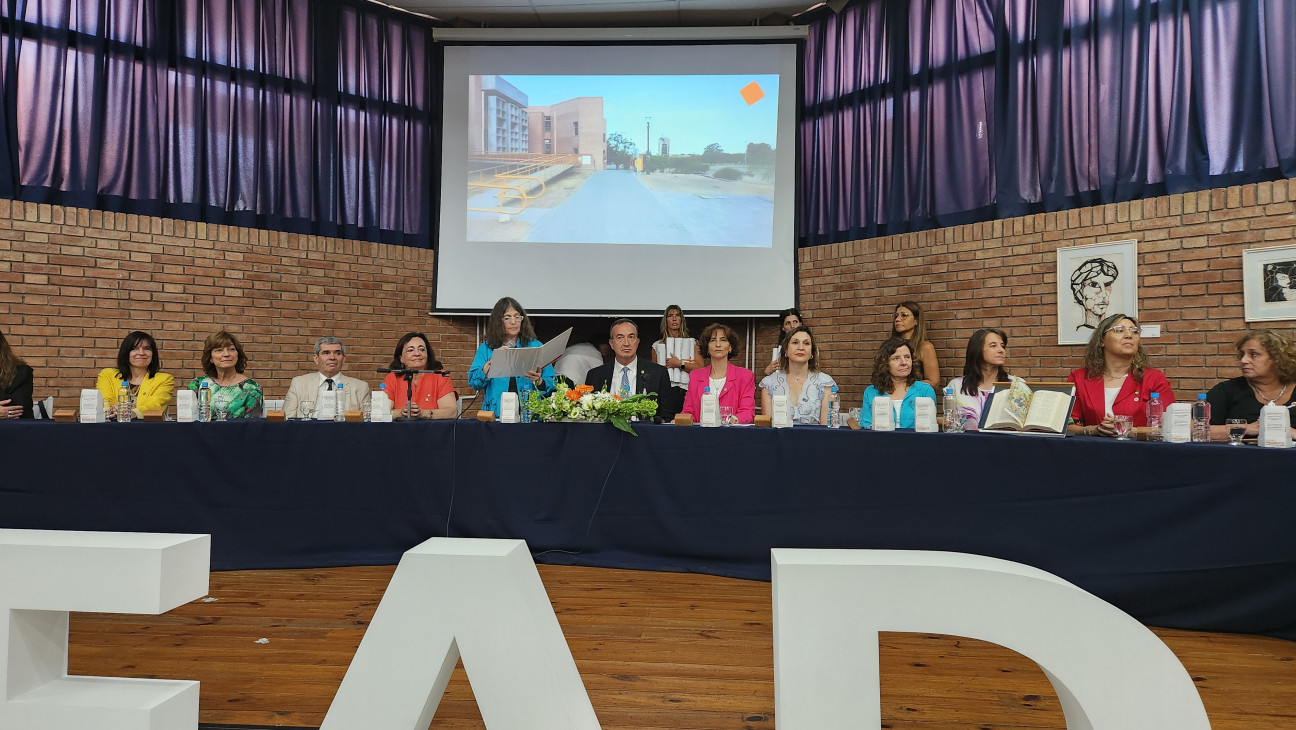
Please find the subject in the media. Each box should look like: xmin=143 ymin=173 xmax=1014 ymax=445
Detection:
xmin=759 ymin=326 xmax=837 ymax=425
xmin=945 ymin=327 xmax=1014 ymax=429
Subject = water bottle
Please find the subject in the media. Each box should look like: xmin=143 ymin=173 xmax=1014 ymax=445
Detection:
xmin=827 ymin=386 xmax=840 ymax=428
xmin=117 ymin=380 xmax=132 ymax=423
xmin=198 ymin=382 xmax=212 ymax=422
xmin=334 ymin=383 xmax=346 ymax=422
xmin=942 ymin=387 xmax=960 ymax=433
xmin=1145 ymin=392 xmax=1163 ymax=442
xmin=1191 ymin=393 xmax=1210 ymax=443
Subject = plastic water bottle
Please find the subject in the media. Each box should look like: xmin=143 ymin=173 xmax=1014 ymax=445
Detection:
xmin=1145 ymin=392 xmax=1163 ymax=442
xmin=117 ymin=380 xmax=132 ymax=423
xmin=198 ymin=382 xmax=212 ymax=422
xmin=827 ymin=386 xmax=840 ymax=428
xmin=334 ymin=383 xmax=346 ymax=422
xmin=1192 ymin=393 xmax=1211 ymax=443
xmin=942 ymin=387 xmax=960 ymax=433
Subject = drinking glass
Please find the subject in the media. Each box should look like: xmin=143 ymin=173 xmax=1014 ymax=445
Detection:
xmin=361 ymin=396 xmax=372 ymax=423
xmin=1226 ymin=418 xmax=1247 ymax=446
xmin=213 ymin=405 xmax=230 ymax=422
xmin=299 ymin=401 xmax=315 ymax=420
xmin=1113 ymin=415 xmax=1133 ymax=440
xmin=719 ymin=406 xmax=735 ymax=426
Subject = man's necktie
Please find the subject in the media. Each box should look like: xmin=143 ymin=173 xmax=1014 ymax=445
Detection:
xmin=619 ymin=366 xmax=630 ymax=399
xmin=325 ymin=378 xmax=335 ymax=390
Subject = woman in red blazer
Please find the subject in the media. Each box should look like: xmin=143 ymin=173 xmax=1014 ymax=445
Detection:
xmin=682 ymin=322 xmax=756 ymax=424
xmin=1066 ymin=313 xmax=1175 ymax=436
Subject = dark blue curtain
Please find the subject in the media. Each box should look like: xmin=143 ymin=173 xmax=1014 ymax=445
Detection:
xmin=800 ymin=0 xmax=1296 ymax=246
xmin=0 ymin=0 xmax=437 ymax=247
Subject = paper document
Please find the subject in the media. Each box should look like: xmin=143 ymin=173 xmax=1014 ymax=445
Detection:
xmin=652 ymin=337 xmax=696 ymax=388
xmin=487 ymin=327 xmax=572 ymax=379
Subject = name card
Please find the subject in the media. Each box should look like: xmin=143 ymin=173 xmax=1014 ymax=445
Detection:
xmin=1258 ymin=402 xmax=1292 ymax=448
xmin=499 ymin=392 xmax=519 ymax=423
xmin=78 ymin=389 xmax=104 ymax=423
xmin=175 ymin=389 xmax=197 ymax=422
xmin=913 ymin=397 xmax=938 ymax=432
xmin=870 ymin=397 xmax=894 ymax=431
xmin=370 ymin=391 xmax=392 ymax=422
xmin=1162 ymin=403 xmax=1192 ymax=443
xmin=771 ymin=394 xmax=792 ymax=428
xmin=699 ymin=393 xmax=719 ymax=427
xmin=318 ymin=390 xmax=338 ymax=420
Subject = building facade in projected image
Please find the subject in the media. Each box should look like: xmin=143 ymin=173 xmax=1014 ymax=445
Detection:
xmin=468 ymin=76 xmax=531 ymax=154
xmin=525 ymin=99 xmax=607 ymax=169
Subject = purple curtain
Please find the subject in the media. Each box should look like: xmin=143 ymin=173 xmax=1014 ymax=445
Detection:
xmin=0 ymin=0 xmax=436 ymax=246
xmin=801 ymin=0 xmax=1296 ymax=246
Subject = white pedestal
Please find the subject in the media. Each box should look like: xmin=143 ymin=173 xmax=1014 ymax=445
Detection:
xmin=772 ymin=549 xmax=1210 ymax=730
xmin=0 ymin=529 xmax=210 ymax=730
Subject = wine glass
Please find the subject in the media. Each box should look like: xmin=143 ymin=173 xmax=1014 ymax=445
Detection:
xmin=1113 ymin=415 xmax=1133 ymax=440
xmin=1226 ymin=418 xmax=1247 ymax=446
xmin=719 ymin=406 xmax=735 ymax=426
xmin=299 ymin=400 xmax=315 ymax=420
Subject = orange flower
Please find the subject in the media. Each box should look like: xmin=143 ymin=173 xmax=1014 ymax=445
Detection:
xmin=575 ymin=384 xmax=594 ymax=395
xmin=612 ymin=394 xmax=622 ymax=401
xmin=565 ymin=389 xmax=582 ymax=402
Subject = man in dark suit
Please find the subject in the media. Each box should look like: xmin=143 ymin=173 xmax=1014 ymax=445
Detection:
xmin=585 ymin=318 xmax=680 ymax=423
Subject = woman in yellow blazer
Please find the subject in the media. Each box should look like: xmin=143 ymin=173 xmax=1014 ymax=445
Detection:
xmin=96 ymin=331 xmax=175 ymax=418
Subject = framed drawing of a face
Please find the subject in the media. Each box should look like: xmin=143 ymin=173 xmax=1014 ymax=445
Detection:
xmin=1056 ymin=240 xmax=1138 ymax=345
xmin=1243 ymin=245 xmax=1296 ymax=322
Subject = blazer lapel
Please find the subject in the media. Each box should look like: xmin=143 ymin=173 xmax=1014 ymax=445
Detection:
xmin=1113 ymin=373 xmax=1142 ymax=409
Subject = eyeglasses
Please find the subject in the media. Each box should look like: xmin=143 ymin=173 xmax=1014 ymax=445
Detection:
xmin=1107 ymin=326 xmax=1141 ymax=335
xmin=501 ymin=315 xmax=525 ymax=323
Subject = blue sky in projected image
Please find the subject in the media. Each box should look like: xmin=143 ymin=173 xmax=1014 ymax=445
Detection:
xmin=500 ymin=75 xmax=779 ymax=156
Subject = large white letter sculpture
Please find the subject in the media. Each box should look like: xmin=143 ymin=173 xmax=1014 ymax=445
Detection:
xmin=321 ymin=537 xmax=600 ymax=730
xmin=0 ymin=529 xmax=209 ymax=730
xmin=772 ymin=549 xmax=1211 ymax=730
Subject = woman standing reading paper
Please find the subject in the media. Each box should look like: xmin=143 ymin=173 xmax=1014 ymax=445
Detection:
xmin=1206 ymin=330 xmax=1296 ymax=441
xmin=95 ymin=331 xmax=175 ymax=419
xmin=1065 ymin=314 xmax=1174 ymax=437
xmin=860 ymin=337 xmax=936 ymax=429
xmin=469 ymin=297 xmax=555 ymax=417
xmin=682 ymin=323 xmax=755 ymax=424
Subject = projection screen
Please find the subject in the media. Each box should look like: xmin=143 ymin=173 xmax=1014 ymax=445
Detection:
xmin=435 ymin=33 xmax=801 ymax=315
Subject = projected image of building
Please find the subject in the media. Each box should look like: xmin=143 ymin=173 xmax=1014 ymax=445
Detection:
xmin=526 ymin=98 xmax=607 ymax=170
xmin=468 ymin=75 xmax=530 ymax=154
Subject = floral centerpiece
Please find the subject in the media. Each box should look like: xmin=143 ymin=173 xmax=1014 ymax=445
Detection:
xmin=527 ymin=382 xmax=659 ymax=435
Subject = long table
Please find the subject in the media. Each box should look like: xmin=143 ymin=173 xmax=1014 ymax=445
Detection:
xmin=1 ymin=419 xmax=1293 ymax=640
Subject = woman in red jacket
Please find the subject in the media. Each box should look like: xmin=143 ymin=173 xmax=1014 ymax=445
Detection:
xmin=1066 ymin=313 xmax=1175 ymax=437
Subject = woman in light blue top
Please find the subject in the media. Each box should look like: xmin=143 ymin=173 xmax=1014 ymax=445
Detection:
xmin=468 ymin=296 xmax=555 ymax=417
xmin=860 ymin=337 xmax=936 ymax=429
xmin=759 ymin=325 xmax=836 ymax=425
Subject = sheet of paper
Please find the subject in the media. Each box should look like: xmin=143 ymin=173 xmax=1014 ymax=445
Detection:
xmin=487 ymin=327 xmax=573 ymax=379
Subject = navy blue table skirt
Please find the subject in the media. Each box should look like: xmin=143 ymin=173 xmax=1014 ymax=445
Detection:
xmin=1 ymin=419 xmax=1293 ymax=640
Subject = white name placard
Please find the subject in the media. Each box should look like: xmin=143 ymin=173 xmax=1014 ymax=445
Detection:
xmin=1162 ymin=403 xmax=1192 ymax=443
xmin=870 ymin=397 xmax=894 ymax=431
xmin=913 ymin=397 xmax=938 ymax=433
xmin=78 ymin=389 xmax=104 ymax=423
xmin=771 ymin=394 xmax=791 ymax=428
xmin=1258 ymin=402 xmax=1292 ymax=448
xmin=500 ymin=392 xmax=520 ymax=423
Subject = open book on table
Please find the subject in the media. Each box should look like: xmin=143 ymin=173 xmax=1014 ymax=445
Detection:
xmin=978 ymin=380 xmax=1076 ymax=437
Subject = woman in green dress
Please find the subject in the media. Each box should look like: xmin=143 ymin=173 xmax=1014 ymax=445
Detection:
xmin=187 ymin=331 xmax=263 ymax=419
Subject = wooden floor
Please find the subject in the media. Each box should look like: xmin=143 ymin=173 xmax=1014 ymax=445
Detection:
xmin=67 ymin=564 xmax=1296 ymax=730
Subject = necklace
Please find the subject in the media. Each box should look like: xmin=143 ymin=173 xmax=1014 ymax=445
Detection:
xmin=1250 ymin=381 xmax=1288 ymax=402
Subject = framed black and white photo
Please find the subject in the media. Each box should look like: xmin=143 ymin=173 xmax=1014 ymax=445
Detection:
xmin=1243 ymin=245 xmax=1296 ymax=322
xmin=1056 ymin=240 xmax=1138 ymax=345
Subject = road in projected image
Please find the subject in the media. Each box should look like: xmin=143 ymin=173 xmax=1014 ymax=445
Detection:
xmin=464 ymin=73 xmax=778 ymax=248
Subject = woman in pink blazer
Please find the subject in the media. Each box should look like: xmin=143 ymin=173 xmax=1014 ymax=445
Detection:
xmin=681 ymin=322 xmax=755 ymax=424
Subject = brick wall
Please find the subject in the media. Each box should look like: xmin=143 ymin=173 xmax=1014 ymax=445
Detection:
xmin=0 ymin=199 xmax=472 ymax=410
xmin=2 ymin=177 xmax=1294 ymax=412
xmin=794 ymin=177 xmax=1296 ymax=406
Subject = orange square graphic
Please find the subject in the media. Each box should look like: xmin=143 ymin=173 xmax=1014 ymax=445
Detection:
xmin=740 ymin=81 xmax=765 ymax=106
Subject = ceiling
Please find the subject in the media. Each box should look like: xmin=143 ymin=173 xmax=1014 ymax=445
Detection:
xmin=382 ymin=0 xmax=828 ymax=28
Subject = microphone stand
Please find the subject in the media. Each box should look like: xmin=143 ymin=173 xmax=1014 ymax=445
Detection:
xmin=376 ymin=368 xmax=451 ymax=420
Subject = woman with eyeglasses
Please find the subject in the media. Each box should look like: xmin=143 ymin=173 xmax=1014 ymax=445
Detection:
xmin=891 ymin=301 xmax=940 ymax=388
xmin=468 ymin=296 xmax=555 ymax=417
xmin=1065 ymin=313 xmax=1175 ymax=436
